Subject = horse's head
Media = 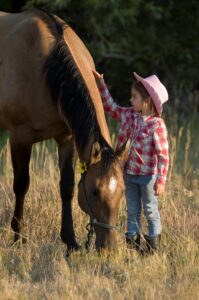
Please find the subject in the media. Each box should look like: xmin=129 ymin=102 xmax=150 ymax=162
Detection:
xmin=78 ymin=140 xmax=130 ymax=250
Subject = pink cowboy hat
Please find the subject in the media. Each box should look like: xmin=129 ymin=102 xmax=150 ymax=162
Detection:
xmin=133 ymin=72 xmax=168 ymax=116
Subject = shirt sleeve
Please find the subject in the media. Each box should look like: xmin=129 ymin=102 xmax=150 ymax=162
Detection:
xmin=97 ymin=79 xmax=131 ymax=122
xmin=153 ymin=120 xmax=169 ymax=186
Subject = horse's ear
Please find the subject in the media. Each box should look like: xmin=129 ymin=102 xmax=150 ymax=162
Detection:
xmin=90 ymin=141 xmax=101 ymax=165
xmin=115 ymin=139 xmax=131 ymax=161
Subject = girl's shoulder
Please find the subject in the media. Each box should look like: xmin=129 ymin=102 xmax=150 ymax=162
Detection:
xmin=148 ymin=116 xmax=167 ymax=133
xmin=121 ymin=107 xmax=135 ymax=119
xmin=150 ymin=116 xmax=166 ymax=126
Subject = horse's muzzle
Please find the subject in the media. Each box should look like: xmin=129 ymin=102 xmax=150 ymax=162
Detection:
xmin=95 ymin=230 xmax=117 ymax=250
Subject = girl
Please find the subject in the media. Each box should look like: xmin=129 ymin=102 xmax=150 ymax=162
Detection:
xmin=93 ymin=70 xmax=169 ymax=253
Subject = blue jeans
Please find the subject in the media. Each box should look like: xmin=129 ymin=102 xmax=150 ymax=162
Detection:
xmin=124 ymin=174 xmax=161 ymax=238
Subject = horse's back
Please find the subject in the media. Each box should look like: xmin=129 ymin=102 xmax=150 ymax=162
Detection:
xmin=0 ymin=10 xmax=53 ymax=64
xmin=0 ymin=11 xmax=39 ymax=41
xmin=0 ymin=10 xmax=58 ymax=132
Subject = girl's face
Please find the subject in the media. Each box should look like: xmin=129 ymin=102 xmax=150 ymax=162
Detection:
xmin=129 ymin=88 xmax=143 ymax=112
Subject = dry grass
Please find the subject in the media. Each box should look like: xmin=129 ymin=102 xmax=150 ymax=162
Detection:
xmin=0 ymin=128 xmax=198 ymax=300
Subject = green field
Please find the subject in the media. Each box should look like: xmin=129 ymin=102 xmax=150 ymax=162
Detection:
xmin=0 ymin=119 xmax=198 ymax=300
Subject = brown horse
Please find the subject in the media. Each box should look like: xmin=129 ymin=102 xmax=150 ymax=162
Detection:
xmin=0 ymin=9 xmax=129 ymax=250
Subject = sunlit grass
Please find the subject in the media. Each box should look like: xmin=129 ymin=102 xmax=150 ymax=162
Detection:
xmin=0 ymin=124 xmax=198 ymax=300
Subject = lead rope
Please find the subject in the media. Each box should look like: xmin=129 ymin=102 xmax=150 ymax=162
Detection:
xmin=80 ymin=169 xmax=97 ymax=252
xmin=85 ymin=219 xmax=95 ymax=251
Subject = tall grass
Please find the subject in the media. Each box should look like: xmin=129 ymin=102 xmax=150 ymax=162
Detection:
xmin=0 ymin=122 xmax=198 ymax=300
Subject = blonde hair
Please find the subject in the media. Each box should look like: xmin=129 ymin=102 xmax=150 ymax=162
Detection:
xmin=142 ymin=97 xmax=157 ymax=115
xmin=132 ymin=81 xmax=157 ymax=116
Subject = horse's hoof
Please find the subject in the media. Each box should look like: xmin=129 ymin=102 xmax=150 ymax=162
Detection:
xmin=65 ymin=242 xmax=82 ymax=257
xmin=22 ymin=237 xmax=27 ymax=244
xmin=68 ymin=242 xmax=82 ymax=252
xmin=11 ymin=234 xmax=27 ymax=246
xmin=11 ymin=239 xmax=21 ymax=247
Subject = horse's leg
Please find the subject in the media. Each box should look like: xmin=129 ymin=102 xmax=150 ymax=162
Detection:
xmin=10 ymin=137 xmax=32 ymax=243
xmin=56 ymin=137 xmax=80 ymax=251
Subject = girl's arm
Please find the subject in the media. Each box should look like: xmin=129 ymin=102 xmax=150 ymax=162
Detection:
xmin=153 ymin=120 xmax=169 ymax=191
xmin=93 ymin=70 xmax=131 ymax=121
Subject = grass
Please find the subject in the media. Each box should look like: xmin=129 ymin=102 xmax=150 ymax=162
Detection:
xmin=0 ymin=123 xmax=198 ymax=300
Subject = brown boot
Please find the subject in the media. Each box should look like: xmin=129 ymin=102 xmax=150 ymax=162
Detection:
xmin=125 ymin=233 xmax=141 ymax=251
xmin=144 ymin=234 xmax=161 ymax=254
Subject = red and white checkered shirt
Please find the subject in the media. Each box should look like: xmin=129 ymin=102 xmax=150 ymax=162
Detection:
xmin=99 ymin=82 xmax=169 ymax=186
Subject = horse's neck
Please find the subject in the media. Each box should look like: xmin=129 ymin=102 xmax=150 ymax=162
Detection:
xmin=63 ymin=27 xmax=112 ymax=147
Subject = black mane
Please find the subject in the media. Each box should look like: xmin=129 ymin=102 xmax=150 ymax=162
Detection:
xmin=42 ymin=11 xmax=116 ymax=174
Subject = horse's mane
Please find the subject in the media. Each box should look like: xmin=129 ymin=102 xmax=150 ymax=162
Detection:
xmin=41 ymin=10 xmax=116 ymax=175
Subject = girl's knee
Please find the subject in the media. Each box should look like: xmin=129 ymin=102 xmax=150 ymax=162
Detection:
xmin=143 ymin=207 xmax=160 ymax=220
xmin=127 ymin=209 xmax=141 ymax=217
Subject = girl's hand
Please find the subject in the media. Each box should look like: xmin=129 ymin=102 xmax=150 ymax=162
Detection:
xmin=92 ymin=70 xmax=104 ymax=86
xmin=154 ymin=182 xmax=165 ymax=196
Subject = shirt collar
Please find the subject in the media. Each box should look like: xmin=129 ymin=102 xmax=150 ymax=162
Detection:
xmin=141 ymin=113 xmax=155 ymax=121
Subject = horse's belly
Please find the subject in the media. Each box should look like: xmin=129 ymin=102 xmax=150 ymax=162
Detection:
xmin=0 ymin=99 xmax=27 ymax=129
xmin=32 ymin=122 xmax=70 ymax=142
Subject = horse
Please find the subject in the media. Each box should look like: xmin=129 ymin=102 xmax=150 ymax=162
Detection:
xmin=0 ymin=9 xmax=129 ymax=251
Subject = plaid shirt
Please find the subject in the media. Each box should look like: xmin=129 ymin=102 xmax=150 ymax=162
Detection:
xmin=99 ymin=82 xmax=169 ymax=186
